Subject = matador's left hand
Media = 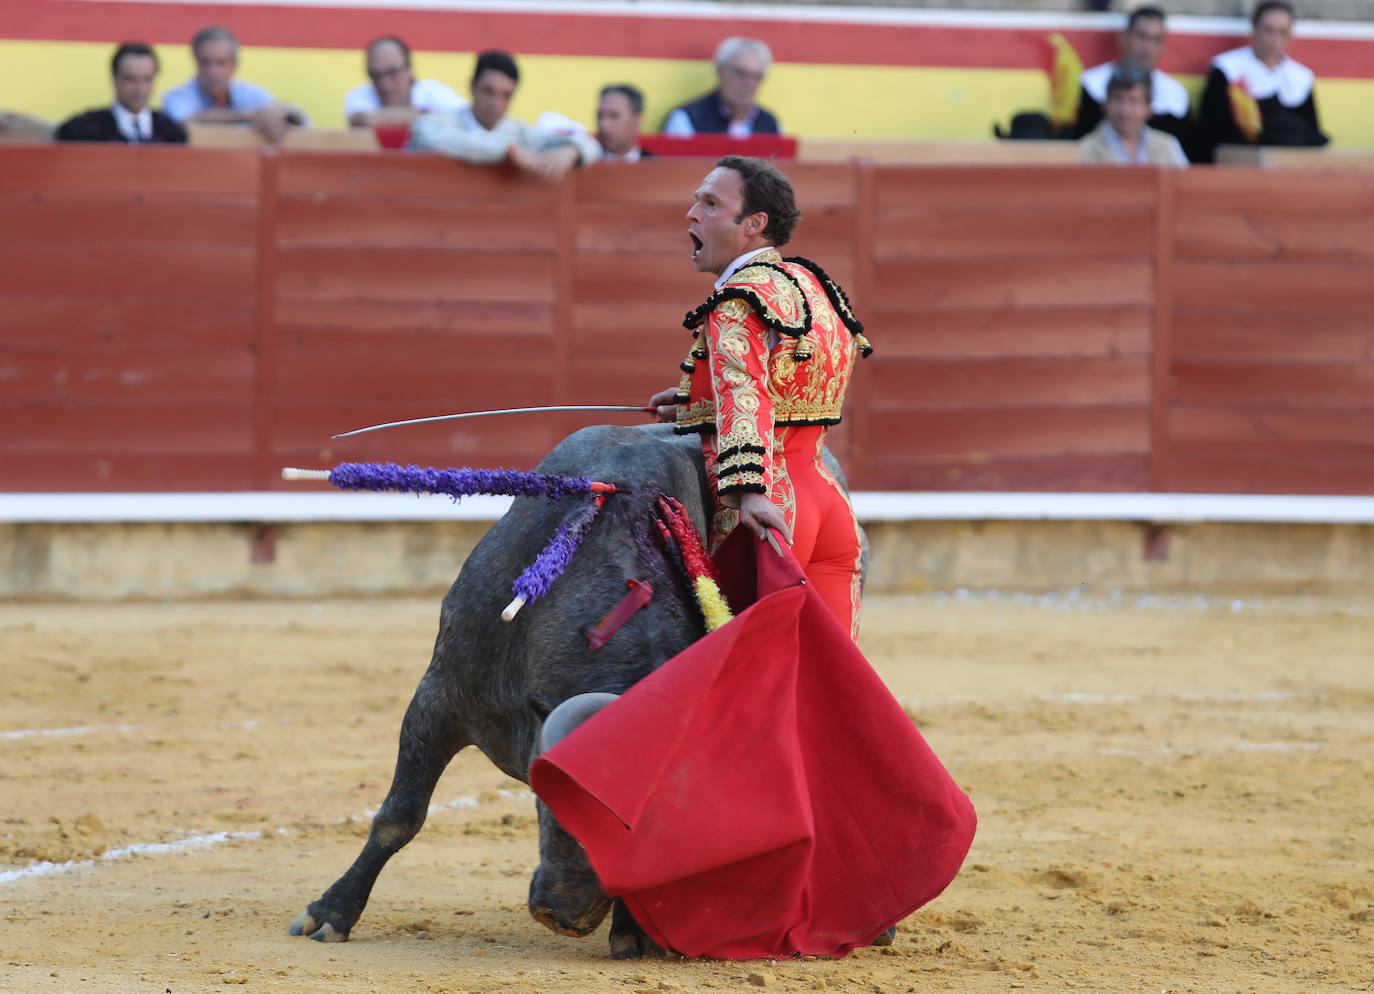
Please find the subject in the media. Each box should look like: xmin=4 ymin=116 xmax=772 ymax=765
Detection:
xmin=731 ymin=492 xmax=792 ymax=546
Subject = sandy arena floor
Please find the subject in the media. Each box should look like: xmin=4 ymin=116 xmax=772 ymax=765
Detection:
xmin=2 ymin=589 xmax=1372 ymax=993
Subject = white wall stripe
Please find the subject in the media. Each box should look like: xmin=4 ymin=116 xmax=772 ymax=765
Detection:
xmin=5 ymin=492 xmax=1374 ymax=524
xmin=55 ymin=0 xmax=1374 ymax=41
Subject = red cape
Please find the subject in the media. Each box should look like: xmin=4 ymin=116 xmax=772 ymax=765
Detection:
xmin=529 ymin=531 xmax=976 ymax=960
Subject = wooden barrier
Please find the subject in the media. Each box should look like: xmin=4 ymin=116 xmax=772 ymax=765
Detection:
xmin=2 ymin=145 xmax=1372 ymax=495
xmin=1215 ymin=144 xmax=1374 ymax=170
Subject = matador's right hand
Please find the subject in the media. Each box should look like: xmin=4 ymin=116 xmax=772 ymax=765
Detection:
xmin=648 ymin=387 xmax=678 ymax=423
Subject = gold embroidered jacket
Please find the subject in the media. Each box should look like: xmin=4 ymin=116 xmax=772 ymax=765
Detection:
xmin=674 ymin=249 xmax=872 ymax=495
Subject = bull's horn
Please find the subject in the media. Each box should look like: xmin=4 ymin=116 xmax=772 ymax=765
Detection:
xmin=540 ymin=692 xmax=620 ymax=753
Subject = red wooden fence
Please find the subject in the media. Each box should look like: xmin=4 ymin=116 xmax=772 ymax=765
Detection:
xmin=2 ymin=145 xmax=1372 ymax=495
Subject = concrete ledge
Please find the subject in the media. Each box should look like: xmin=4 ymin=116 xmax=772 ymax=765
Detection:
xmin=3 ymin=517 xmax=1372 ymax=601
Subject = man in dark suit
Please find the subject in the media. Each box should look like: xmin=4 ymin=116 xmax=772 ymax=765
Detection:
xmin=56 ymin=42 xmax=188 ymax=144
xmin=663 ymin=38 xmax=781 ymax=138
xmin=596 ymin=84 xmax=654 ymax=162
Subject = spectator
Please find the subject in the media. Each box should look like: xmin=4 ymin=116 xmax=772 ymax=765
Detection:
xmin=408 ymin=51 xmax=602 ymax=181
xmin=1073 ymin=6 xmax=1190 ymax=149
xmin=0 ymin=110 xmax=52 ymax=141
xmin=663 ymin=38 xmax=781 ymax=138
xmin=55 ymin=43 xmax=187 ymax=144
xmin=344 ymin=36 xmax=465 ymax=128
xmin=1078 ymin=67 xmax=1187 ymax=167
xmin=162 ymin=26 xmax=305 ymax=143
xmin=1195 ymin=0 xmax=1327 ymax=162
xmin=597 ymin=84 xmax=653 ymax=162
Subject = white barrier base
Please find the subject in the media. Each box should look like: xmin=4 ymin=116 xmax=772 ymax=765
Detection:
xmin=2 ymin=492 xmax=1373 ymax=525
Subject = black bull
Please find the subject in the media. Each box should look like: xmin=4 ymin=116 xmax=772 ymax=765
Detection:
xmin=288 ymin=422 xmax=863 ymax=957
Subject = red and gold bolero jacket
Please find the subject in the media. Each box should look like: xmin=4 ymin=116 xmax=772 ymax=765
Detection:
xmin=673 ymin=249 xmax=872 ymax=496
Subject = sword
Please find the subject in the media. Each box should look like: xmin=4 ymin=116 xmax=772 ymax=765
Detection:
xmin=331 ymin=405 xmax=655 ymax=439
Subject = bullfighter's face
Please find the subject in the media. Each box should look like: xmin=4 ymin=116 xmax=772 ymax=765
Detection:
xmin=686 ymin=166 xmax=767 ymax=276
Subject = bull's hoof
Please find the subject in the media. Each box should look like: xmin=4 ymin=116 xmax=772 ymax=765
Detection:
xmin=871 ymin=925 xmax=897 ymax=947
xmin=608 ymin=898 xmax=669 ymax=960
xmin=609 ymin=928 xmax=668 ymax=960
xmin=288 ymin=908 xmax=350 ymax=942
xmin=530 ymin=905 xmax=602 ymax=938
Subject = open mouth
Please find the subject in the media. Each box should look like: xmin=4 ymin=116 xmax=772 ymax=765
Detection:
xmin=689 ymin=232 xmax=702 ymax=259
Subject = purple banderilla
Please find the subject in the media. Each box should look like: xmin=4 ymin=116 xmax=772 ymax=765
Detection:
xmin=326 ymin=462 xmax=615 ymax=502
xmin=512 ymin=494 xmax=608 ymax=608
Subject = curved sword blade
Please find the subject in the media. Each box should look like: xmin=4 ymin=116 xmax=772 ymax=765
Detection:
xmin=331 ymin=405 xmax=652 ymax=439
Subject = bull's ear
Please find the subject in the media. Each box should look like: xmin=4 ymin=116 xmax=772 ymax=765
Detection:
xmin=539 ymin=693 xmax=621 ymax=754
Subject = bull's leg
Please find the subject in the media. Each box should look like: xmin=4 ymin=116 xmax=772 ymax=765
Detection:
xmin=289 ymin=675 xmax=467 ymax=942
xmin=607 ymin=899 xmax=668 ymax=960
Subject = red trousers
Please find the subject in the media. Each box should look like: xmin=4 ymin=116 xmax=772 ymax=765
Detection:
xmin=706 ymin=425 xmax=863 ymax=639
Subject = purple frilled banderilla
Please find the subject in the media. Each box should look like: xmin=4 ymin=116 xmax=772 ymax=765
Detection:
xmin=326 ymin=462 xmax=617 ymax=502
xmin=317 ymin=461 xmax=615 ymax=621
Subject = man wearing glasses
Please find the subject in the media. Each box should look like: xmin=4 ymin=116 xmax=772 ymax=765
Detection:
xmin=663 ymin=37 xmax=781 ymax=138
xmin=344 ymin=36 xmax=465 ymax=129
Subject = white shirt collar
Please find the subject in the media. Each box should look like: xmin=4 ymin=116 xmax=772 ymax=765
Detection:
xmin=714 ymin=246 xmax=773 ymax=290
xmin=111 ymin=101 xmax=152 ymax=141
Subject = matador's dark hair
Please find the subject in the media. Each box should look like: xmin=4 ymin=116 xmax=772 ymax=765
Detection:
xmin=716 ymin=155 xmax=801 ymax=248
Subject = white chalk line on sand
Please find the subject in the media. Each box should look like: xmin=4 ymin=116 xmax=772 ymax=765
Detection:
xmin=0 ymin=789 xmax=534 ymax=887
xmin=1 ymin=717 xmax=291 ymax=744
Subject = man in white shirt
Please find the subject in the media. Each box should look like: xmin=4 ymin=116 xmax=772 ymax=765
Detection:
xmin=1073 ymin=6 xmax=1190 ymax=150
xmin=344 ymin=36 xmax=465 ymax=129
xmin=55 ymin=42 xmax=187 ymax=144
xmin=408 ymin=51 xmax=602 ymax=181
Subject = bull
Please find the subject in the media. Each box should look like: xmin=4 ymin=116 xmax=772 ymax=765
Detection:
xmin=288 ymin=421 xmax=861 ymax=958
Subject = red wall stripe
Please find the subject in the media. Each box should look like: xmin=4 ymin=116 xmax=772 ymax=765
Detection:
xmin=6 ymin=2 xmax=1373 ymax=78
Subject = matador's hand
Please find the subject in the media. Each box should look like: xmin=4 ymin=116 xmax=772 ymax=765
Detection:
xmin=648 ymin=387 xmax=678 ymax=423
xmin=733 ymin=492 xmax=792 ymax=546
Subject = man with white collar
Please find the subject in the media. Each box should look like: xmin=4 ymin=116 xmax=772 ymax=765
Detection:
xmin=647 ymin=157 xmax=873 ymax=640
xmin=1073 ymin=6 xmax=1190 ymax=149
xmin=596 ymin=84 xmax=653 ymax=163
xmin=55 ymin=43 xmax=187 ymax=144
xmin=1195 ymin=0 xmax=1327 ymax=162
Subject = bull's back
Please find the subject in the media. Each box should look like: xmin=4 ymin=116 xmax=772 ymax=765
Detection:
xmin=427 ymin=424 xmax=712 ymax=778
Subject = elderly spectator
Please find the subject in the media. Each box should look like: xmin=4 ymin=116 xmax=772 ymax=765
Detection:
xmin=56 ymin=43 xmax=187 ymax=143
xmin=1073 ymin=6 xmax=1190 ymax=148
xmin=409 ymin=51 xmax=602 ymax=181
xmin=162 ymin=26 xmax=305 ymax=143
xmin=344 ymin=36 xmax=465 ymax=128
xmin=1195 ymin=0 xmax=1327 ymax=162
xmin=1078 ymin=67 xmax=1187 ymax=167
xmin=663 ymin=38 xmax=781 ymax=138
xmin=597 ymin=84 xmax=652 ymax=162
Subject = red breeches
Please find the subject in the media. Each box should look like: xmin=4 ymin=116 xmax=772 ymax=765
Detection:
xmin=706 ymin=426 xmax=863 ymax=640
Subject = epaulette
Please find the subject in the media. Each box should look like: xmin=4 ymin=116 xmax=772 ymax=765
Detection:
xmin=682 ymin=263 xmax=815 ymax=362
xmin=782 ymin=256 xmax=873 ymax=358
